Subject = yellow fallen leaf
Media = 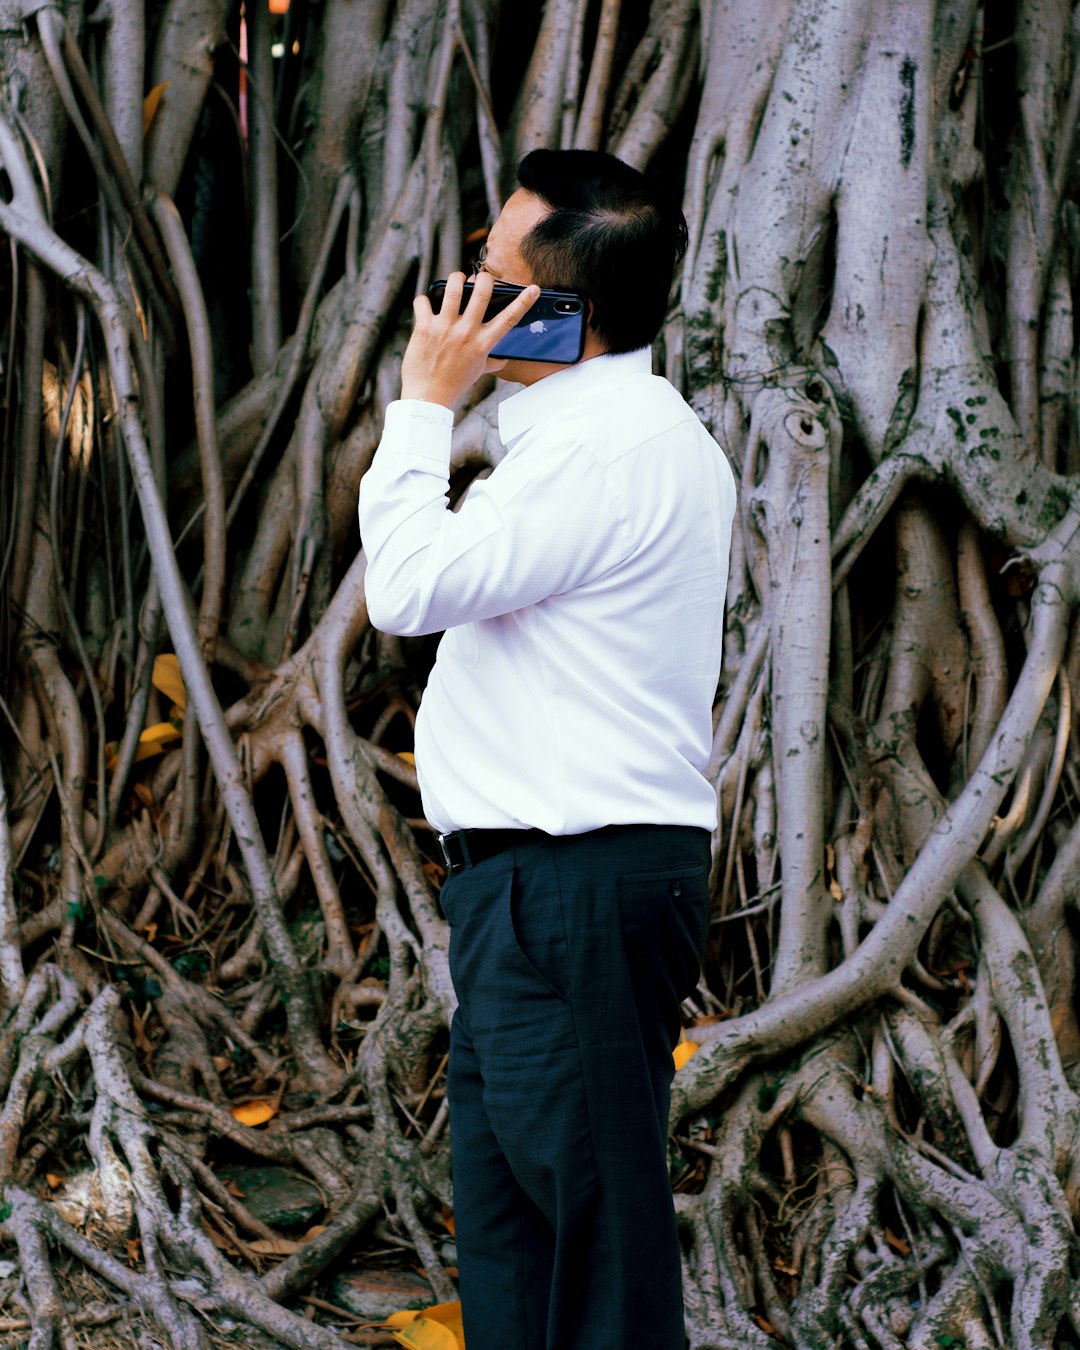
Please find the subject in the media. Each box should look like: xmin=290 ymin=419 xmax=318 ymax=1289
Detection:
xmin=131 ymin=1006 xmax=154 ymax=1055
xmin=386 ymin=1303 xmax=464 ymax=1350
xmin=439 ymin=1208 xmax=455 ymax=1235
xmin=883 ymin=1226 xmax=910 ymax=1256
xmin=105 ymin=721 xmax=183 ymax=774
xmin=389 ymin=1322 xmax=458 ymax=1350
xmin=245 ymin=1236 xmax=300 ymax=1255
xmin=45 ymin=1173 xmax=64 ymax=1189
xmin=230 ymin=1100 xmax=277 ymax=1127
xmin=135 ymin=721 xmax=184 ymax=759
xmin=152 ymin=654 xmax=187 ymax=710
xmin=143 ymin=82 xmax=170 ymax=137
xmin=386 ymin=1302 xmax=463 ymax=1329
xmin=673 ymin=1038 xmax=699 ymax=1071
xmin=825 ymin=842 xmax=843 ymax=901
xmin=397 ymin=751 xmax=416 ymax=765
xmin=117 ymin=722 xmax=183 ymax=771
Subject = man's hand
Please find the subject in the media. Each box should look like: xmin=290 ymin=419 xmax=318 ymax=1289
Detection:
xmin=399 ymin=271 xmax=540 ymax=409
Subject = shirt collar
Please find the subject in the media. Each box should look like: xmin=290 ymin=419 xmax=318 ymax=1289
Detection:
xmin=497 ymin=347 xmax=654 ymax=448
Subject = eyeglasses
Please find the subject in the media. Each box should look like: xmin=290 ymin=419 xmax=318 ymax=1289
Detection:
xmin=469 ymin=244 xmax=489 ymax=277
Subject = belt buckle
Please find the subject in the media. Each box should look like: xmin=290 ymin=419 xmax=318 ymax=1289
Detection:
xmin=438 ymin=830 xmax=471 ymax=873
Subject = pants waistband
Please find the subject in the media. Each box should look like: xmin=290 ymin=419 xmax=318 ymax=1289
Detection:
xmin=437 ymin=824 xmax=710 ymax=875
xmin=437 ymin=828 xmax=546 ymax=873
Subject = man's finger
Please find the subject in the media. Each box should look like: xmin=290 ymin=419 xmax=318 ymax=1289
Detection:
xmin=488 ymin=284 xmax=540 ymax=333
xmin=464 ymin=268 xmax=494 ymax=317
xmin=413 ymin=293 xmax=434 ymax=321
xmin=442 ymin=271 xmax=467 ymax=316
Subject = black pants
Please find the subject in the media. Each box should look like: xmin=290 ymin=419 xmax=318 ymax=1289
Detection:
xmin=442 ymin=824 xmax=710 ymax=1350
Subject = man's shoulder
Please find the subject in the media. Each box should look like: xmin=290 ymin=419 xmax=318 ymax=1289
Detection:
xmin=566 ymin=372 xmax=710 ymax=466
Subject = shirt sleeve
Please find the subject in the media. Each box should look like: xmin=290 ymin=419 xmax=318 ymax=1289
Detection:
xmin=358 ymin=399 xmax=629 ymax=636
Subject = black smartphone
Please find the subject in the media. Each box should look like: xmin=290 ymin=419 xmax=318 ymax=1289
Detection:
xmin=427 ymin=280 xmax=587 ymax=364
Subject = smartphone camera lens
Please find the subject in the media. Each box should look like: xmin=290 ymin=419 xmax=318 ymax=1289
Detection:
xmin=553 ymin=299 xmax=582 ymax=314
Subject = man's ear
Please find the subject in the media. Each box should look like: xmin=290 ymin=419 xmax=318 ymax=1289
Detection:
xmin=580 ymin=303 xmax=608 ymax=360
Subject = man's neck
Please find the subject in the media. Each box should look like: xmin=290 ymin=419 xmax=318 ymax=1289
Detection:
xmin=498 ymin=333 xmax=608 ymax=387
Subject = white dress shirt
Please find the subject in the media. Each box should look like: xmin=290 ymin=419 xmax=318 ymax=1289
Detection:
xmin=358 ymin=347 xmax=736 ymax=834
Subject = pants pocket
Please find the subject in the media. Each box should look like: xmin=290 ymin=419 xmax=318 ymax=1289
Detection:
xmin=506 ymin=866 xmax=571 ymax=1001
xmin=618 ymin=863 xmax=709 ymax=1008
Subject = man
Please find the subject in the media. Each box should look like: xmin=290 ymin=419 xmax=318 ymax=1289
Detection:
xmin=359 ymin=149 xmax=736 ymax=1350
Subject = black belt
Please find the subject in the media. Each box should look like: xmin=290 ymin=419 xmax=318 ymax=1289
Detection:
xmin=437 ymin=827 xmax=547 ymax=874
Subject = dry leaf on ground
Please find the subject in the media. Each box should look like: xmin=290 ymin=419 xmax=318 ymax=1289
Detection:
xmin=673 ymin=1038 xmax=699 ymax=1070
xmin=385 ymin=1301 xmax=465 ymax=1350
xmin=230 ymin=1100 xmax=277 ymax=1127
xmin=151 ymin=654 xmax=187 ymax=709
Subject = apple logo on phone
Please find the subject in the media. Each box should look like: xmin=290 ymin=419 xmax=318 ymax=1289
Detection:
xmin=529 ymin=321 xmax=547 ymax=334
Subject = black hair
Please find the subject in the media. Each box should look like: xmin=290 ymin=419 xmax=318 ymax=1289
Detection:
xmin=515 ymin=148 xmax=688 ymax=355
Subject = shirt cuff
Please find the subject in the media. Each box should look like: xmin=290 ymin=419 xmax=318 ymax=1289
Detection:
xmin=380 ymin=399 xmax=455 ymax=466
